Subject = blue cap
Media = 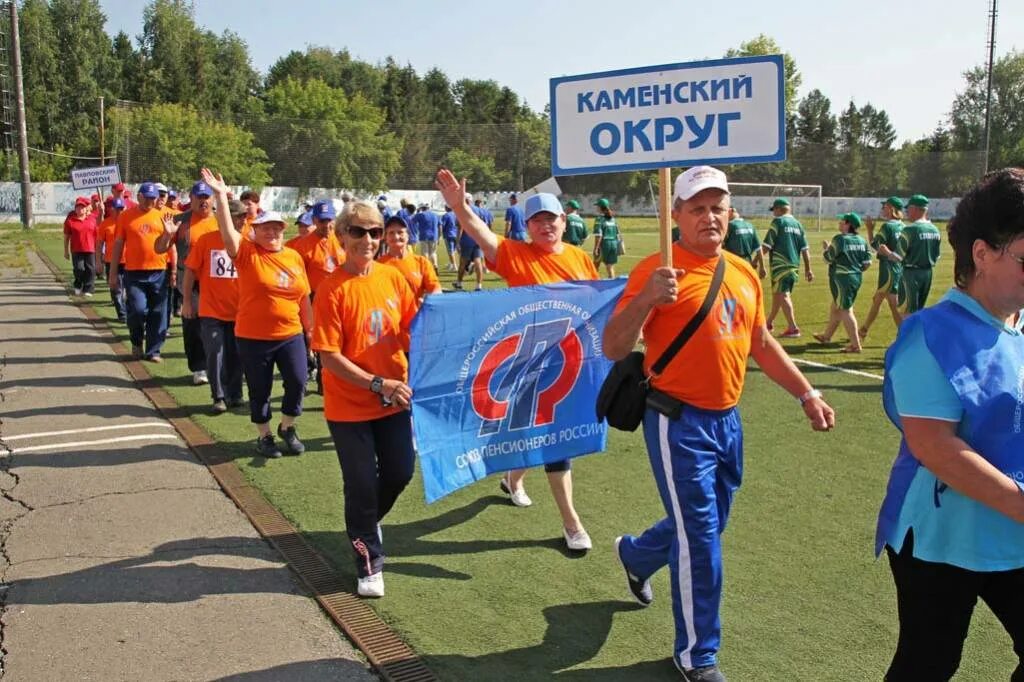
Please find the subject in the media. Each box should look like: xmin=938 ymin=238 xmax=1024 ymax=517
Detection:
xmin=296 ymin=211 xmax=313 ymax=226
xmin=111 ymin=198 xmax=125 ymax=210
xmin=168 ymin=189 xmax=178 ymax=198
xmin=385 ymin=214 xmax=409 ymax=229
xmin=190 ymin=181 xmax=213 ymax=197
xmin=509 ymin=193 xmax=517 ymax=200
xmin=138 ymin=182 xmax=160 ymax=199
xmin=312 ymin=201 xmax=336 ymax=220
xmin=523 ymin=193 xmax=564 ymax=221
xmin=378 ymin=195 xmax=388 ymax=202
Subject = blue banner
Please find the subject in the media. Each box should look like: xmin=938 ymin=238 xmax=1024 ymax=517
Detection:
xmin=410 ymin=280 xmax=625 ymax=502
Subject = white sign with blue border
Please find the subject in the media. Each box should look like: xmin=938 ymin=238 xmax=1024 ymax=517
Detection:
xmin=550 ymin=55 xmax=785 ymax=176
xmin=70 ymin=164 xmax=122 ymax=190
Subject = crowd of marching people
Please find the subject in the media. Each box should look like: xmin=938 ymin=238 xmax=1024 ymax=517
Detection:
xmin=59 ymin=165 xmax=1024 ymax=682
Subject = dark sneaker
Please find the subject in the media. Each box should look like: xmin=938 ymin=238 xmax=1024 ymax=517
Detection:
xmin=255 ymin=434 xmax=282 ymax=459
xmin=277 ymin=424 xmax=305 ymax=455
xmin=211 ymin=400 xmax=228 ymax=414
xmin=131 ymin=345 xmax=143 ymax=359
xmin=227 ymin=397 xmax=246 ymax=409
xmin=674 ymin=661 xmax=726 ymax=682
xmin=614 ymin=536 xmax=653 ymax=607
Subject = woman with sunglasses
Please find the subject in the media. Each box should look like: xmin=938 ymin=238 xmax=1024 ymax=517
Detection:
xmin=311 ymin=201 xmax=419 ymax=598
xmin=875 ymin=167 xmax=1024 ymax=680
xmin=201 ymin=168 xmax=313 ymax=459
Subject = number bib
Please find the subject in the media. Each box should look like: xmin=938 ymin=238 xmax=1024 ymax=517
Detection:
xmin=209 ymin=249 xmax=238 ymax=279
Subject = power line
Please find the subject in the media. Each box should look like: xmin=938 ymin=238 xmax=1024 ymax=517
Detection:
xmin=26 ymin=145 xmax=111 ymax=160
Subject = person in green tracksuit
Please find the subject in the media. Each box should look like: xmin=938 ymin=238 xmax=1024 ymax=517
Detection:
xmin=563 ymin=199 xmax=588 ymax=247
xmin=813 ymin=213 xmax=872 ymax=352
xmin=761 ymin=198 xmax=814 ymax=337
xmin=859 ymin=196 xmax=906 ymax=339
xmin=724 ymin=207 xmax=766 ymax=278
xmin=898 ymin=194 xmax=942 ymax=316
xmin=592 ymin=197 xmax=621 ymax=278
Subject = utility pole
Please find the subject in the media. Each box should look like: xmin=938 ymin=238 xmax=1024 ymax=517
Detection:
xmin=982 ymin=0 xmax=998 ymax=175
xmin=9 ymin=1 xmax=31 ymax=227
xmin=98 ymin=95 xmax=105 ymax=202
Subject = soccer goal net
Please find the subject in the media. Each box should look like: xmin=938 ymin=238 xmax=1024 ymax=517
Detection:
xmin=728 ymin=183 xmax=823 ymax=232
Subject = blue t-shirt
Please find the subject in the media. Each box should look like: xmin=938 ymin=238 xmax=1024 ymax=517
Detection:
xmin=414 ymin=210 xmax=440 ymax=241
xmin=878 ymin=288 xmax=1024 ymax=570
xmin=441 ymin=211 xmax=457 ymax=240
xmin=398 ymin=208 xmax=417 ymax=244
xmin=505 ymin=204 xmax=526 ymax=240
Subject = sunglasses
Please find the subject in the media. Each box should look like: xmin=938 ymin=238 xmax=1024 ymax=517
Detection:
xmin=348 ymin=225 xmax=384 ymax=239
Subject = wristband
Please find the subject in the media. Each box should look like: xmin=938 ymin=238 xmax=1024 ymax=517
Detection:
xmin=798 ymin=389 xmax=822 ymax=405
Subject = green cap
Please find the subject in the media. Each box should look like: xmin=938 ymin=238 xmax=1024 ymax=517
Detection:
xmin=567 ymin=199 xmax=581 ymax=210
xmin=908 ymin=194 xmax=929 ymax=207
xmin=882 ymin=196 xmax=905 ymax=209
xmin=596 ymin=198 xmax=610 ymax=208
xmin=771 ymin=198 xmax=790 ymax=208
xmin=837 ymin=212 xmax=863 ymax=228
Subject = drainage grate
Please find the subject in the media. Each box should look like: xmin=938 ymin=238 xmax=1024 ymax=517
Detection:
xmin=37 ymin=251 xmax=437 ymax=682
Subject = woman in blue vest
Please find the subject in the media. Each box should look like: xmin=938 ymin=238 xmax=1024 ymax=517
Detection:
xmin=876 ymin=167 xmax=1024 ymax=681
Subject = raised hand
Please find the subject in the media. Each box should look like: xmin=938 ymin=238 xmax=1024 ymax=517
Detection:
xmin=200 ymin=168 xmax=228 ymax=194
xmin=433 ymin=168 xmax=468 ymax=209
xmin=161 ymin=214 xmax=180 ymax=236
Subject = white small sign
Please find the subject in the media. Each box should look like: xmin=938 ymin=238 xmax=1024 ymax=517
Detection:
xmin=550 ymin=56 xmax=785 ymax=176
xmin=70 ymin=164 xmax=122 ymax=190
xmin=517 ymin=177 xmax=563 ymax=201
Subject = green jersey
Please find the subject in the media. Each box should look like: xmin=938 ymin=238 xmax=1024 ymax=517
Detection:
xmin=564 ymin=213 xmax=588 ymax=246
xmin=824 ymin=233 xmax=871 ymax=275
xmin=594 ymin=215 xmax=620 ymax=243
xmin=870 ymin=220 xmax=905 ymax=261
xmin=763 ymin=215 xmax=808 ymax=269
xmin=902 ymin=219 xmax=941 ymax=269
xmin=723 ymin=219 xmax=761 ymax=262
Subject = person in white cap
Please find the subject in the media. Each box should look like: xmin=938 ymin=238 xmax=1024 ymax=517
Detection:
xmin=602 ymin=166 xmax=835 ymax=682
xmin=435 ymin=167 xmax=600 ymax=552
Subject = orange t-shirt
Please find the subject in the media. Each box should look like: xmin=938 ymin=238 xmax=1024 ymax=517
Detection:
xmin=290 ymin=230 xmax=346 ymax=292
xmin=183 ymin=214 xmax=219 ymax=246
xmin=232 ymin=240 xmax=310 ymax=340
xmin=311 ymin=264 xmax=417 ymax=422
xmin=491 ymin=237 xmax=599 ymax=285
xmin=184 ymin=230 xmax=239 ymax=322
xmin=379 ymin=250 xmax=441 ymax=300
xmin=615 ymin=245 xmax=765 ymax=410
xmin=114 ymin=205 xmax=168 ymax=271
xmin=99 ymin=217 xmax=125 ymax=265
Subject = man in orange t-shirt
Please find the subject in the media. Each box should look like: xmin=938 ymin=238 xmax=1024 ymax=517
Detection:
xmin=156 ymin=180 xmax=219 ymax=383
xmin=98 ymin=198 xmax=127 ymax=321
xmin=435 ymin=168 xmax=598 ymax=553
xmin=602 ymin=166 xmax=836 ymax=681
xmin=109 ymin=181 xmax=170 ymax=361
xmin=285 ymin=210 xmax=315 ymax=249
xmin=183 ymin=198 xmax=246 ymax=413
xmin=379 ymin=215 xmax=442 ymax=303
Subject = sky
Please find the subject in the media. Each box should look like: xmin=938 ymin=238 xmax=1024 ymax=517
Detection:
xmin=97 ymin=0 xmax=1023 ymax=144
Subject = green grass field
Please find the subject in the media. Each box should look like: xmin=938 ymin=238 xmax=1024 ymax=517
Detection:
xmin=12 ymin=220 xmax=1015 ymax=681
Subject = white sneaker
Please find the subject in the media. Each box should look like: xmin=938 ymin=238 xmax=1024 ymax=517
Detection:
xmin=499 ymin=476 xmax=532 ymax=507
xmin=73 ymin=288 xmax=82 ymax=296
xmin=83 ymin=292 xmax=93 ymax=298
xmin=357 ymin=572 xmax=384 ymax=598
xmin=564 ymin=527 xmax=593 ymax=551
xmin=192 ymin=370 xmax=209 ymax=385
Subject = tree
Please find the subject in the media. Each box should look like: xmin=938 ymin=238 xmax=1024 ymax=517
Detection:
xmin=791 ymin=89 xmax=837 ymax=189
xmin=444 ymin=149 xmax=511 ymax=189
xmin=725 ymin=34 xmax=802 ymax=113
xmin=254 ymin=78 xmax=397 ymax=189
xmin=137 ymin=0 xmax=197 ymax=104
xmin=948 ymin=50 xmax=1024 ymax=171
xmin=18 ymin=0 xmax=61 ymax=150
xmin=110 ymin=103 xmax=270 ymax=188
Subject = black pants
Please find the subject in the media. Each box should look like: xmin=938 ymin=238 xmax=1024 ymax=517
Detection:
xmin=328 ymin=412 xmax=415 ymax=577
xmin=182 ymin=311 xmax=206 ymax=372
xmin=71 ymin=252 xmax=96 ymax=293
xmin=886 ymin=532 xmax=1024 ymax=681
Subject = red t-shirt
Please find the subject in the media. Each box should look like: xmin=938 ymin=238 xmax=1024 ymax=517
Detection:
xmin=64 ymin=213 xmax=98 ymax=253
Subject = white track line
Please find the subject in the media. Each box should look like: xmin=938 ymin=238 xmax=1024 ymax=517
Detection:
xmin=9 ymin=433 xmax=180 ymax=454
xmin=3 ymin=422 xmax=175 ymax=442
xmin=791 ymin=357 xmax=883 ymax=381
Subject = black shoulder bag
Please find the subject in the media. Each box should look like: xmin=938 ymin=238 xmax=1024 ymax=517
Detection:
xmin=596 ymin=256 xmax=726 ymax=431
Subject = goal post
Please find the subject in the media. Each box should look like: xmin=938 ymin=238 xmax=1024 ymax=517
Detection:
xmin=727 ymin=182 xmax=824 ymax=232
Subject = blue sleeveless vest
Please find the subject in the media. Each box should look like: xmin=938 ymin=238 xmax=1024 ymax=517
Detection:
xmin=875 ymin=298 xmax=1024 ymax=570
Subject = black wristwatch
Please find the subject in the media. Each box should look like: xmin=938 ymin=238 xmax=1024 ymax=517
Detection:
xmin=369 ymin=376 xmax=384 ymax=394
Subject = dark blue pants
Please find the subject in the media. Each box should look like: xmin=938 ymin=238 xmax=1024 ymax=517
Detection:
xmin=199 ymin=317 xmax=243 ymax=403
xmin=71 ymin=252 xmax=96 ymax=293
xmin=124 ymin=269 xmax=169 ymax=358
xmin=181 ymin=291 xmax=205 ymax=372
xmin=328 ymin=413 xmax=415 ymax=578
xmin=618 ymin=405 xmax=743 ymax=670
xmin=104 ymin=263 xmax=126 ymax=319
xmin=236 ymin=334 xmax=306 ymax=425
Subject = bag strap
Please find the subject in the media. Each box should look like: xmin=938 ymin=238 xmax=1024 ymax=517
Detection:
xmin=649 ymin=255 xmax=727 ymax=377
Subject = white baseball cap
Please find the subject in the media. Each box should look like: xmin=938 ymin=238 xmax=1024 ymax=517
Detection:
xmin=674 ymin=166 xmax=730 ymax=202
